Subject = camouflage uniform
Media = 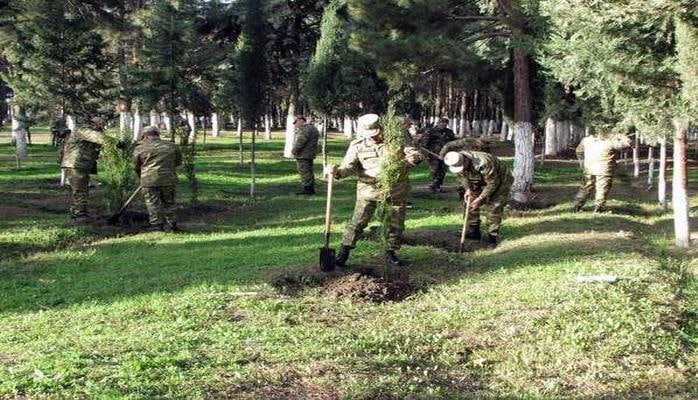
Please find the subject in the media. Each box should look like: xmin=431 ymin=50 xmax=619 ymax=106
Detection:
xmin=292 ymin=124 xmax=320 ymax=192
xmin=418 ymin=126 xmax=455 ymax=191
xmin=452 ymin=151 xmax=512 ymax=235
xmin=133 ymin=137 xmax=182 ymax=227
xmin=334 ymin=131 xmax=421 ymax=251
xmin=574 ymin=135 xmax=628 ymax=210
xmin=61 ymin=127 xmax=104 ymax=218
xmin=439 ymin=138 xmax=492 ymax=200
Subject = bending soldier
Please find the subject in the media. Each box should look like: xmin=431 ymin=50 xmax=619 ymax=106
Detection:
xmin=418 ymin=117 xmax=455 ymax=193
xmin=61 ymin=117 xmax=105 ymax=221
xmin=291 ymin=115 xmax=320 ymax=195
xmin=574 ymin=132 xmax=631 ymax=213
xmin=327 ymin=113 xmax=423 ymax=267
xmin=439 ymin=137 xmax=492 ymax=200
xmin=133 ymin=126 xmax=183 ymax=232
xmin=444 ymin=150 xmax=512 ymax=247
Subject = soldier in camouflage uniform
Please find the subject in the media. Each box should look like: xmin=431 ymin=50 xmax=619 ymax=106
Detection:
xmin=444 ymin=150 xmax=512 ymax=247
xmin=291 ymin=115 xmax=320 ymax=195
xmin=439 ymin=137 xmax=492 ymax=200
xmin=61 ymin=117 xmax=105 ymax=221
xmin=418 ymin=118 xmax=455 ymax=193
xmin=574 ymin=133 xmax=631 ymax=213
xmin=327 ymin=113 xmax=423 ymax=267
xmin=133 ymin=126 xmax=183 ymax=232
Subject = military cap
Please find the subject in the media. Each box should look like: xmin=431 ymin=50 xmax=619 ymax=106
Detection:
xmin=143 ymin=126 xmax=160 ymax=136
xmin=438 ymin=117 xmax=449 ymax=124
xmin=357 ymin=113 xmax=381 ymax=137
xmin=444 ymin=151 xmax=469 ymax=174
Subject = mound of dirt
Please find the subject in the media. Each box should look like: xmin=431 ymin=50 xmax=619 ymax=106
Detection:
xmin=176 ymin=203 xmax=229 ymax=217
xmin=268 ymin=267 xmax=415 ymax=303
xmin=323 ymin=272 xmax=413 ymax=302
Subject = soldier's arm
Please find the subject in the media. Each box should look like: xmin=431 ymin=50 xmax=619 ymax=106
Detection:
xmin=439 ymin=138 xmax=469 ymax=158
xmin=132 ymin=149 xmax=142 ymax=177
xmin=292 ymin=128 xmax=308 ymax=156
xmin=334 ymin=144 xmax=359 ymax=179
xmin=446 ymin=129 xmax=456 ymax=142
xmin=475 ymin=163 xmax=499 ymax=202
xmin=77 ymin=128 xmax=105 ymax=145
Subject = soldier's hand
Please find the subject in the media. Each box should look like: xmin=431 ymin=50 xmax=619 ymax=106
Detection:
xmin=468 ymin=198 xmax=481 ymax=212
xmin=404 ymin=147 xmax=422 ymax=166
xmin=324 ymin=164 xmax=337 ymax=179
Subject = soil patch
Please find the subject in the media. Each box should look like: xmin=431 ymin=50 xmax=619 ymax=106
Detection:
xmin=269 ymin=267 xmax=415 ymax=303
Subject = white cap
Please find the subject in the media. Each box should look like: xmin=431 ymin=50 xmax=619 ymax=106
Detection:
xmin=444 ymin=151 xmax=466 ymax=173
xmin=357 ymin=113 xmax=380 ymax=137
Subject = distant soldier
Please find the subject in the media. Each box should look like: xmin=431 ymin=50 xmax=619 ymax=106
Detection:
xmin=418 ymin=117 xmax=455 ymax=193
xmin=327 ymin=113 xmax=423 ymax=267
xmin=574 ymin=132 xmax=631 ymax=213
xmin=61 ymin=117 xmax=105 ymax=221
xmin=133 ymin=126 xmax=182 ymax=232
xmin=291 ymin=115 xmax=320 ymax=195
xmin=444 ymin=150 xmax=513 ymax=247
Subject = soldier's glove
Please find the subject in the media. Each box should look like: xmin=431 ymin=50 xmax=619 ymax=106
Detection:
xmin=468 ymin=197 xmax=482 ymax=212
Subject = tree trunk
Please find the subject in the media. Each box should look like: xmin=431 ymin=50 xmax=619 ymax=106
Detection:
xmin=658 ymin=137 xmax=667 ymax=211
xmin=633 ymin=135 xmax=640 ymax=178
xmin=120 ymin=111 xmax=132 ymax=135
xmin=672 ymin=120 xmax=691 ymax=248
xmin=343 ymin=117 xmax=353 ymax=138
xmin=163 ymin=114 xmax=173 ymax=140
xmin=544 ymin=117 xmax=557 ymax=156
xmin=132 ymin=108 xmax=142 ymax=141
xmin=500 ymin=120 xmax=509 ymax=142
xmin=66 ymin=115 xmax=76 ymax=133
xmin=187 ymin=112 xmax=196 ymax=141
xmin=264 ymin=114 xmax=272 ymax=140
xmin=211 ymin=113 xmax=220 ymax=137
xmin=646 ymin=146 xmax=655 ymax=189
xmin=10 ymin=105 xmax=28 ymax=160
xmin=459 ymin=93 xmax=467 ymax=137
xmin=322 ymin=116 xmax=328 ymax=171
xmin=251 ymin=123 xmax=256 ymax=198
xmin=511 ymin=49 xmax=534 ymax=205
xmin=149 ymin=110 xmax=159 ymax=127
xmin=283 ymin=98 xmax=297 ymax=158
xmin=238 ymin=117 xmax=244 ymax=164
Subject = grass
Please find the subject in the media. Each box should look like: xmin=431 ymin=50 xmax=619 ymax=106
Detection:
xmin=0 ymin=130 xmax=697 ymax=399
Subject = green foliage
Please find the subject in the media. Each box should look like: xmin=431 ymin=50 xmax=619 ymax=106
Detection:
xmin=176 ymin=122 xmax=199 ymax=203
xmin=0 ymin=0 xmax=111 ymax=117
xmin=235 ymin=0 xmax=269 ymax=127
xmin=100 ymin=135 xmax=137 ymax=213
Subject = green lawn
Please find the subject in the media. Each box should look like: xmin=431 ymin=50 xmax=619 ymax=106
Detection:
xmin=0 ymin=131 xmax=697 ymax=399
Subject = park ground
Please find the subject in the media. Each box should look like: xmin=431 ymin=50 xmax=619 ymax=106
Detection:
xmin=1 ymin=128 xmax=697 ymax=399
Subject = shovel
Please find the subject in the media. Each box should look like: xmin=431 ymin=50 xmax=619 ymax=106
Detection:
xmin=318 ymin=173 xmax=336 ymax=271
xmin=108 ymin=186 xmax=142 ymax=225
xmin=458 ymin=195 xmax=471 ymax=253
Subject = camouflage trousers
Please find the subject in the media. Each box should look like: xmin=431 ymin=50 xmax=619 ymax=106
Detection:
xmin=295 ymin=159 xmax=315 ymax=188
xmin=342 ymin=197 xmax=406 ymax=251
xmin=142 ymin=186 xmax=177 ymax=226
xmin=575 ymin=174 xmax=613 ymax=208
xmin=428 ymin=158 xmax=447 ymax=189
xmin=67 ymin=168 xmax=90 ymax=217
xmin=464 ymin=175 xmax=512 ymax=235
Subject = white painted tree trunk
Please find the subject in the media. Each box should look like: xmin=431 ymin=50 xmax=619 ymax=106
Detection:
xmin=187 ymin=112 xmax=196 ymax=141
xmin=646 ymin=146 xmax=655 ymax=188
xmin=119 ymin=111 xmax=132 ymax=134
xmin=472 ymin=120 xmax=481 ymax=136
xmin=264 ymin=114 xmax=272 ymax=140
xmin=658 ymin=138 xmax=667 ymax=210
xmin=132 ymin=109 xmax=142 ymax=141
xmin=66 ymin=115 xmax=76 ymax=133
xmin=283 ymin=103 xmax=295 ymax=159
xmin=343 ymin=117 xmax=354 ymax=138
xmin=237 ymin=117 xmax=243 ymax=137
xmin=544 ymin=118 xmax=557 ymax=156
xmin=511 ymin=122 xmax=535 ymax=205
xmin=149 ymin=110 xmax=159 ymax=127
xmin=487 ymin=120 xmax=496 ymax=136
xmin=211 ymin=113 xmax=220 ymax=137
xmin=672 ymin=120 xmax=691 ymax=248
xmin=633 ymin=136 xmax=640 ymax=178
xmin=500 ymin=121 xmax=509 ymax=141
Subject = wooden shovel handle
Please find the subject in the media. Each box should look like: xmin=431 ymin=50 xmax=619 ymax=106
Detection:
xmin=324 ymin=173 xmax=333 ymax=247
xmin=459 ymin=195 xmax=470 ymax=253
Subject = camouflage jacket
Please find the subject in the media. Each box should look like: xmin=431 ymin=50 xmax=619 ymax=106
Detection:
xmin=418 ymin=127 xmax=455 ymax=155
xmin=61 ymin=127 xmax=104 ymax=173
xmin=576 ymin=135 xmax=628 ymax=176
xmin=457 ymin=150 xmax=512 ymax=202
xmin=335 ymin=131 xmax=421 ymax=201
xmin=132 ymin=138 xmax=182 ymax=187
xmin=292 ymin=124 xmax=320 ymax=159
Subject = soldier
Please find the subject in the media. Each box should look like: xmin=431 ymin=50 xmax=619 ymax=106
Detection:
xmin=61 ymin=117 xmax=105 ymax=221
xmin=574 ymin=132 xmax=631 ymax=213
xmin=327 ymin=113 xmax=423 ymax=267
xmin=439 ymin=137 xmax=492 ymax=200
xmin=291 ymin=115 xmax=320 ymax=195
xmin=443 ymin=150 xmax=513 ymax=247
xmin=133 ymin=126 xmax=182 ymax=232
xmin=418 ymin=117 xmax=455 ymax=193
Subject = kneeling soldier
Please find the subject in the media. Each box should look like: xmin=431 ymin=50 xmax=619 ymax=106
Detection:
xmin=327 ymin=113 xmax=423 ymax=267
xmin=133 ymin=126 xmax=182 ymax=232
xmin=444 ymin=150 xmax=512 ymax=247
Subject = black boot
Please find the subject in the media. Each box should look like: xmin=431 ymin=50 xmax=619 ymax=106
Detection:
xmin=295 ymin=185 xmax=315 ymax=195
xmin=593 ymin=205 xmax=606 ymax=213
xmin=465 ymin=225 xmax=481 ymax=240
xmin=573 ymin=204 xmax=583 ymax=213
xmin=147 ymin=223 xmax=165 ymax=232
xmin=166 ymin=222 xmax=181 ymax=232
xmin=335 ymin=245 xmax=351 ymax=267
xmin=482 ymin=233 xmax=499 ymax=248
xmin=385 ymin=250 xmax=406 ymax=267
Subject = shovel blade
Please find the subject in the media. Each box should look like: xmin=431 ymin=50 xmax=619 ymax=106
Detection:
xmin=319 ymin=247 xmax=336 ymax=272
